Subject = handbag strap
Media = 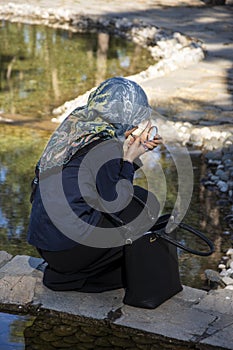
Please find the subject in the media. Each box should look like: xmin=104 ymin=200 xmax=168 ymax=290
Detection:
xmin=102 ymin=211 xmax=136 ymax=244
xmin=102 ymin=192 xmax=157 ymax=244
xmin=149 ymin=222 xmax=214 ymax=256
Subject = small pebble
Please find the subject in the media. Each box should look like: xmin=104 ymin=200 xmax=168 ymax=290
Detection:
xmin=222 ymin=256 xmax=229 ymax=262
xmin=226 ymin=248 xmax=233 ymax=257
xmin=218 ymin=264 xmax=226 ymax=270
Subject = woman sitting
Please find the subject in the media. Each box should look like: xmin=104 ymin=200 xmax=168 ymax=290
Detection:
xmin=27 ymin=77 xmax=162 ymax=292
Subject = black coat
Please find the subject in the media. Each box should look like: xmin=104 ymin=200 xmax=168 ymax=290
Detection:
xmin=27 ymin=139 xmax=136 ymax=251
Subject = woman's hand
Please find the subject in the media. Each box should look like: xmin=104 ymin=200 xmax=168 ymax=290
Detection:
xmin=123 ymin=124 xmax=163 ymax=163
xmin=143 ymin=134 xmax=163 ymax=151
xmin=123 ymin=136 xmax=147 ymax=163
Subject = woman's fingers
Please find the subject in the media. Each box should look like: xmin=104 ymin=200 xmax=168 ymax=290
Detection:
xmin=124 ymin=126 xmax=138 ymax=139
xmin=140 ymin=121 xmax=152 ymax=143
xmin=143 ymin=134 xmax=163 ymax=150
xmin=124 ymin=130 xmax=162 ymax=162
xmin=123 ymin=135 xmax=148 ymax=162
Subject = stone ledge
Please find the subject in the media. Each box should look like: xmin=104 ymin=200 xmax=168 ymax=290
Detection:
xmin=0 ymin=250 xmax=13 ymax=268
xmin=0 ymin=252 xmax=232 ymax=349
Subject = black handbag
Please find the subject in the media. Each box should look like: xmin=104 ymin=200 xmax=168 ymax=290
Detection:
xmin=123 ymin=213 xmax=214 ymax=309
xmin=105 ymin=191 xmax=214 ymax=309
xmin=123 ymin=220 xmax=183 ymax=309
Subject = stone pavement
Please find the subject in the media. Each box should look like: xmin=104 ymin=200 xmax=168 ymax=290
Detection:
xmin=137 ymin=4 xmax=233 ymax=126
xmin=0 ymin=251 xmax=233 ymax=349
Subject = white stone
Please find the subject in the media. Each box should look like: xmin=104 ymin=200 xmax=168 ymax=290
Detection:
xmin=226 ymin=248 xmax=233 ymax=257
xmin=220 ymin=270 xmax=228 ymax=277
xmin=191 ymin=128 xmax=200 ymax=135
xmin=225 ymin=285 xmax=233 ymax=290
xmin=180 ymin=126 xmax=189 ymax=133
xmin=226 ymin=268 xmax=233 ymax=276
xmin=183 ymin=122 xmax=193 ymax=128
xmin=218 ymin=264 xmax=226 ymax=270
xmin=217 ymin=164 xmax=224 ymax=169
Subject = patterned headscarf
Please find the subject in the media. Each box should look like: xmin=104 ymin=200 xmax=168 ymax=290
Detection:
xmin=39 ymin=77 xmax=152 ymax=173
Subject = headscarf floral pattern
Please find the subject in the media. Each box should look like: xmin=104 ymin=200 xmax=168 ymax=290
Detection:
xmin=39 ymin=77 xmax=152 ymax=173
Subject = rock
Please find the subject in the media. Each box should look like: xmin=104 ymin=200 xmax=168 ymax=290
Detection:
xmin=215 ymin=169 xmax=229 ymax=181
xmin=53 ymin=325 xmax=76 ymax=337
xmin=222 ymin=153 xmax=233 ymax=160
xmin=217 ymin=180 xmax=228 ymax=192
xmin=205 ymin=269 xmax=226 ymax=287
xmin=226 ymin=248 xmax=233 ymax=258
xmin=51 ymin=341 xmax=74 ymax=348
xmin=75 ymin=331 xmax=96 ymax=343
xmin=0 ymin=251 xmax=13 ymax=268
xmin=183 ymin=122 xmax=193 ymax=128
xmin=224 ymin=159 xmax=233 ymax=168
xmin=218 ymin=264 xmax=226 ymax=270
xmin=0 ymin=275 xmax=37 ymax=304
xmin=228 ymin=181 xmax=233 ymax=189
xmin=217 ymin=164 xmax=225 ymax=169
xmin=95 ymin=337 xmax=112 ymax=347
xmin=205 ymin=150 xmax=223 ymax=163
xmin=0 ymin=255 xmax=43 ymax=275
xmin=207 ymin=159 xmax=222 ymax=166
xmin=226 ymin=268 xmax=233 ymax=275
xmin=225 ymin=285 xmax=233 ymax=290
xmin=209 ymin=137 xmax=223 ymax=150
xmin=203 ymin=180 xmax=215 ymax=186
xmin=109 ymin=335 xmax=134 ymax=348
xmin=39 ymin=331 xmax=60 ymax=342
xmin=210 ymin=175 xmax=220 ymax=182
xmin=220 ymin=269 xmax=228 ymax=277
xmin=222 ymin=276 xmax=233 ymax=286
xmin=223 ymin=231 xmax=231 ymax=235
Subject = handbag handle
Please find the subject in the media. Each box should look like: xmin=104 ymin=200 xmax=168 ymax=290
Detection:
xmin=102 ymin=192 xmax=214 ymax=256
xmin=149 ymin=221 xmax=214 ymax=256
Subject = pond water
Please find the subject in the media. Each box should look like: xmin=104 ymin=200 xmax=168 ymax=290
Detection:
xmin=0 ymin=20 xmax=154 ymax=118
xmin=0 ymin=310 xmax=192 ymax=350
xmin=0 ymin=312 xmax=34 ymax=350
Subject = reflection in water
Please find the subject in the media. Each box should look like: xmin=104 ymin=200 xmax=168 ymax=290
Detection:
xmin=0 ymin=125 xmax=50 ymax=257
xmin=22 ymin=312 xmax=188 ymax=350
xmin=96 ymin=32 xmax=109 ymax=86
xmin=0 ymin=312 xmax=34 ymax=350
xmin=0 ymin=21 xmax=154 ymax=118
